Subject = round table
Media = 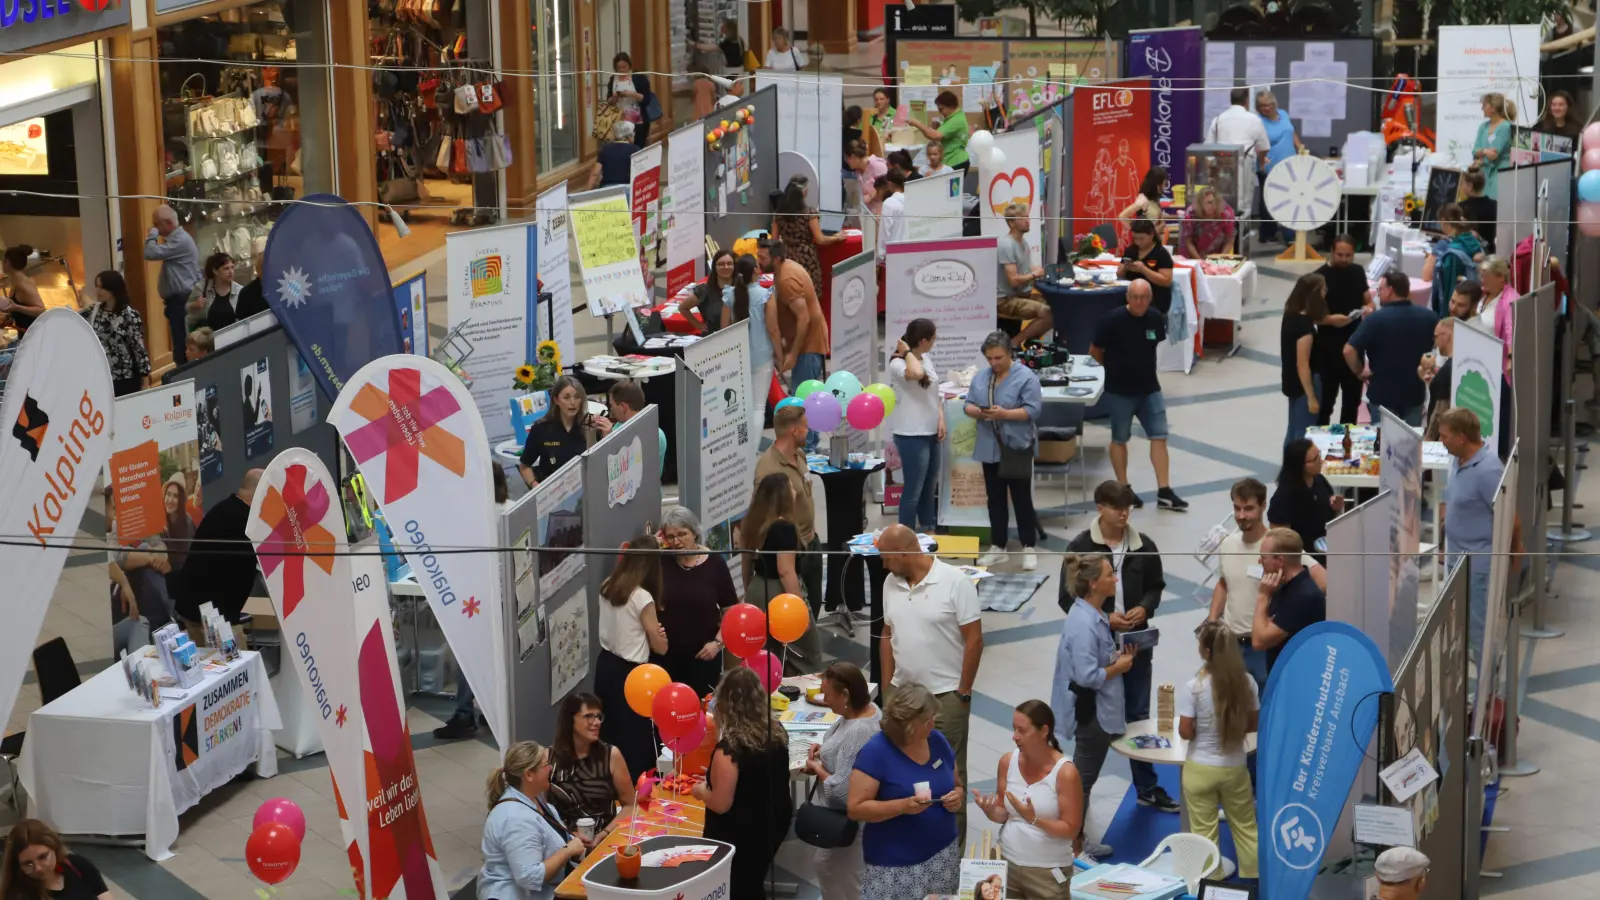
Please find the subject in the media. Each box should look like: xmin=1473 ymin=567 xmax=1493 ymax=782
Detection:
xmin=1113 ymin=715 xmax=1255 ymax=870
xmin=1036 ymin=281 xmax=1128 ymax=355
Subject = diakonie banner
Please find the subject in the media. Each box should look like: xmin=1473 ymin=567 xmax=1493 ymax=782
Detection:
xmin=328 ymin=356 xmax=508 ymax=750
xmin=1258 ymin=622 xmax=1391 ymax=900
xmin=0 ymin=309 xmax=113 ymax=734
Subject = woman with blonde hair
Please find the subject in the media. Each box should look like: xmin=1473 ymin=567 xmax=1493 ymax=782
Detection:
xmin=1472 ymin=93 xmax=1516 ymax=199
xmin=849 ymin=681 xmax=962 ymax=898
xmin=693 ymin=667 xmax=793 ymax=898
xmin=2 ymin=819 xmax=111 ymax=900
xmin=1178 ymin=622 xmax=1261 ymax=880
xmin=1422 ymin=203 xmax=1485 ymax=317
xmin=479 ymin=741 xmax=587 ymax=900
xmin=1179 ymin=186 xmax=1236 ymax=259
xmin=739 ymin=472 xmax=820 ymax=672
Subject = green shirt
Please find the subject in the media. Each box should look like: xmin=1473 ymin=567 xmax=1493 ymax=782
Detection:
xmin=937 ymin=114 xmax=970 ymax=167
xmin=869 ymin=108 xmax=896 ymax=135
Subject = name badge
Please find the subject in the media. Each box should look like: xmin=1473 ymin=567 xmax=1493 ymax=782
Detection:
xmin=932 ymin=759 xmax=943 ymax=769
xmin=1247 ymin=564 xmax=1265 ymax=580
xmin=1145 ymin=329 xmax=1157 ymax=341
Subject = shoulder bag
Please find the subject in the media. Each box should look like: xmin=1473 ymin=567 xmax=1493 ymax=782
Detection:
xmin=793 ymin=773 xmax=857 ymax=848
xmin=988 ymin=375 xmax=1033 ymax=481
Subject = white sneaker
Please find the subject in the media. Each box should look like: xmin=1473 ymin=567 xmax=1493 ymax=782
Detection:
xmin=976 ymin=546 xmax=1006 ymax=566
xmin=1022 ymin=549 xmax=1038 ymax=571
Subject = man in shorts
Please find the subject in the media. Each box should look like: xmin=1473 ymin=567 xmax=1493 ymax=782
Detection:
xmin=996 ymin=200 xmax=1055 ymax=347
xmin=1089 ymin=280 xmax=1188 ymax=510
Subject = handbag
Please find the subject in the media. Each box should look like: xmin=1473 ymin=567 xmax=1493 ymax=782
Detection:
xmin=593 ymin=101 xmax=623 ymax=141
xmin=793 ymin=776 xmax=857 ymax=848
xmin=988 ymin=377 xmax=1033 ymax=480
xmin=643 ymin=91 xmax=663 ymax=123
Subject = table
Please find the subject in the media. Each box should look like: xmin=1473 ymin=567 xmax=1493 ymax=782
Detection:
xmin=555 ymin=801 xmax=707 ymax=898
xmin=1338 ymin=183 xmax=1382 ymax=240
xmin=1071 ymin=863 xmax=1188 ymax=900
xmin=19 ymin=651 xmax=282 ymax=860
xmin=579 ymin=836 xmax=733 ymax=900
xmin=1111 ymin=715 xmax=1256 ymax=837
xmin=1306 ymin=425 xmax=1451 ymax=581
xmin=1189 ymin=261 xmax=1257 ymax=357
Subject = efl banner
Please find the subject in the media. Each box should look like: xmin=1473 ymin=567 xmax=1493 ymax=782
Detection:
xmin=1258 ymin=622 xmax=1391 ymax=900
xmin=979 ymin=130 xmax=1042 ymax=266
xmin=445 ymin=223 xmax=538 ymax=448
xmin=570 ymin=187 xmax=650 ymax=316
xmin=329 ymin=356 xmax=508 ymax=750
xmin=536 ymin=183 xmax=577 ymax=366
xmin=261 ymin=193 xmax=406 ymax=402
xmin=245 ymin=448 xmax=370 ymax=895
xmin=1072 ymin=79 xmax=1151 ymax=251
xmin=1127 ymin=27 xmax=1203 ymax=192
xmin=0 ymin=309 xmax=113 ymax=734
xmin=1435 ymin=25 xmax=1540 ymax=169
xmin=663 ymin=122 xmax=707 ymax=298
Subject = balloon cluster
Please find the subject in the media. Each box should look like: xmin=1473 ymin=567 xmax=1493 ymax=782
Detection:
xmin=706 ymin=106 xmax=756 ymax=152
xmin=246 ymin=799 xmax=305 ymax=885
xmin=777 ymin=370 xmax=898 ymax=433
xmin=1580 ymin=123 xmax=1600 ymax=237
xmin=967 ymin=129 xmax=1008 ymax=173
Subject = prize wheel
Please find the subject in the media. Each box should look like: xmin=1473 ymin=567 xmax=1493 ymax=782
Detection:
xmin=1263 ymin=154 xmax=1341 ymax=233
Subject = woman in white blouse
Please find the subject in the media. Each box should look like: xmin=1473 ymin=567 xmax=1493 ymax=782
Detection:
xmin=1178 ymin=621 xmax=1261 ymax=880
xmin=765 ymin=27 xmax=804 ymax=70
xmin=972 ymin=700 xmax=1082 ymax=898
xmin=595 ymin=532 xmax=670 ymax=777
xmin=888 ymin=318 xmax=945 ymax=531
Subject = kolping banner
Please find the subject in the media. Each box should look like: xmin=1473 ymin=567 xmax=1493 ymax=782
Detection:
xmin=1258 ymin=621 xmax=1392 ymax=900
xmin=0 ymin=308 xmax=114 ymax=734
xmin=1126 ymin=27 xmax=1203 ymax=193
xmin=262 ymin=193 xmax=406 ymax=402
xmin=245 ymin=448 xmax=370 ymax=895
xmin=328 ymin=356 xmax=507 ymax=750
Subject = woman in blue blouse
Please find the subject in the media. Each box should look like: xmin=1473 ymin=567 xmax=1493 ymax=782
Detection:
xmin=965 ymin=331 xmax=1044 ymax=571
xmin=479 ymin=741 xmax=586 ymax=900
xmin=1256 ymin=91 xmax=1303 ymax=242
xmin=848 ymin=682 xmax=962 ymax=899
xmin=1472 ymin=93 xmax=1516 ymax=200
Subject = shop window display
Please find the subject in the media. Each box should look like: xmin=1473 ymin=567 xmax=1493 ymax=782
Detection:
xmin=534 ymin=0 xmax=579 ymax=172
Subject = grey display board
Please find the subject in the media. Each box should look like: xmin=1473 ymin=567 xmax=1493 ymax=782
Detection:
xmin=1497 ymin=157 xmax=1573 ymax=271
xmin=1513 ymin=285 xmax=1557 ymax=581
xmin=163 ymin=324 xmax=341 ymax=515
xmin=502 ymin=456 xmax=581 ymax=746
xmin=1202 ymin=40 xmax=1376 ymax=156
xmin=698 ymin=87 xmax=781 ymax=256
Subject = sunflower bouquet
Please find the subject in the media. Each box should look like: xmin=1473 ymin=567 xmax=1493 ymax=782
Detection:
xmin=513 ymin=340 xmax=562 ymax=392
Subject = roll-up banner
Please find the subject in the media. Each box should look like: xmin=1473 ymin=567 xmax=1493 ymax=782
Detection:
xmin=884 ymin=237 xmax=998 ymax=376
xmin=682 ymin=321 xmax=757 ymax=529
xmin=830 ymin=251 xmax=878 ymax=455
xmin=1258 ymin=622 xmax=1392 ymax=900
xmin=329 ymin=356 xmax=508 ymax=750
xmin=664 ymin=123 xmax=708 ymax=299
xmin=0 ymin=309 xmax=114 ymax=734
xmin=1379 ymin=408 xmax=1422 ymax=662
xmin=1072 ymin=80 xmax=1152 ymax=251
xmin=1450 ymin=319 xmax=1503 ymax=445
xmin=260 ymin=193 xmax=406 ymax=401
xmin=1126 ymin=27 xmax=1203 ymax=193
xmin=630 ymin=143 xmax=664 ymax=302
xmin=445 ymin=222 xmax=539 ymax=448
xmin=537 ymin=183 xmax=578 ymax=366
xmin=980 ymin=130 xmax=1043 ymax=266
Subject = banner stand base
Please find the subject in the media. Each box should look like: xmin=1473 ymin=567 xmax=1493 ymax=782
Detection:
xmin=1500 ymin=759 xmax=1541 ymax=777
xmin=1546 ymin=526 xmax=1592 ymax=542
xmin=1521 ymin=626 xmax=1566 ymax=640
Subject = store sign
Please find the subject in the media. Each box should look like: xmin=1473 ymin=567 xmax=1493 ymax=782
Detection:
xmin=0 ymin=0 xmax=129 ymax=54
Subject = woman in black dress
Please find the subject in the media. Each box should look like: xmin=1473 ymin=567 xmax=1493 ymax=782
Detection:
xmin=1 ymin=819 xmax=112 ymax=900
xmin=691 ymin=667 xmax=793 ymax=898
xmin=1268 ymin=437 xmax=1344 ymax=561
xmin=548 ymin=692 xmax=638 ymax=847
xmin=654 ymin=506 xmax=738 ymax=696
xmin=740 ymin=472 xmax=821 ymax=674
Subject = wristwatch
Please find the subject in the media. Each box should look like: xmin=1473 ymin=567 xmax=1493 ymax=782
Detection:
xmin=956 ymin=691 xmax=972 ymax=703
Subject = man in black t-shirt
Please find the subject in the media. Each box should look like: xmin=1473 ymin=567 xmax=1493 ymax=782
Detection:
xmin=1090 ymin=281 xmax=1188 ymax=511
xmin=1119 ymin=219 xmax=1176 ymax=315
xmin=1252 ymin=528 xmax=1327 ymax=672
xmin=1313 ymin=235 xmax=1374 ymax=425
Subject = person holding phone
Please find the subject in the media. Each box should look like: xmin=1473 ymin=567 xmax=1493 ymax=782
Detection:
xmin=1053 ymin=552 xmax=1137 ymax=861
xmin=519 ymin=376 xmax=607 ymax=488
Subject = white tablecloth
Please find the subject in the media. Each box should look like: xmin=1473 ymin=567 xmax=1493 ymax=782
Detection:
xmin=1192 ymin=261 xmax=1257 ymax=322
xmin=20 ymin=651 xmax=281 ymax=860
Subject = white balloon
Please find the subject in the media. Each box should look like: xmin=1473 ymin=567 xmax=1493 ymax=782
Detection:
xmin=968 ymin=130 xmax=995 ymax=158
xmin=984 ymin=148 xmax=1007 ymax=171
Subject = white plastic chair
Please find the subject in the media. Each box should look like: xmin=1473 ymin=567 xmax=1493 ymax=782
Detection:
xmin=1137 ymin=833 xmax=1222 ymax=894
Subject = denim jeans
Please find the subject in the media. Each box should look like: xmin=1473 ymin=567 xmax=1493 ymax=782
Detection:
xmin=1367 ymin=402 xmax=1423 ymax=429
xmin=1450 ymin=552 xmax=1492 ymax=669
xmin=1241 ymin=642 xmax=1270 ymax=694
xmin=1123 ymin=648 xmax=1158 ymax=794
xmin=164 ymin=293 xmax=190 ymax=364
xmin=453 ymin=662 xmax=475 ymax=718
xmin=894 ymin=433 xmax=940 ymax=530
xmin=792 ymin=352 xmax=826 ymax=451
xmin=1285 ymin=376 xmax=1322 ymax=447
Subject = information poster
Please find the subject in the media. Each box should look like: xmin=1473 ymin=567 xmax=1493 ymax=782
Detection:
xmin=110 ymin=381 xmax=200 ymax=545
xmin=1435 ymin=25 xmax=1541 ymax=169
xmin=1072 ymin=80 xmax=1151 ymax=251
xmin=1379 ymin=409 xmax=1422 ymax=662
xmin=904 ymin=170 xmax=964 ymax=242
xmin=1005 ymin=40 xmax=1120 ymax=117
xmin=445 ymin=223 xmax=538 ymax=448
xmin=1202 ymin=42 xmax=1238 ymax=128
xmin=534 ymin=460 xmax=586 ymax=598
xmin=830 ymin=253 xmax=878 ymax=455
xmin=537 ymin=183 xmax=577 ymax=366
xmin=884 ymin=237 xmax=998 ymax=377
xmin=980 ymin=130 xmax=1043 ymax=266
xmin=1451 ymin=319 xmax=1503 ymax=443
xmin=570 ymin=190 xmax=650 ymax=316
xmin=664 ymin=123 xmax=707 ymax=298
xmin=196 ymin=384 xmax=223 ymax=484
xmin=684 ymin=322 xmax=756 ymax=526
xmin=1127 ymin=27 xmax=1203 ymax=192
xmin=756 ymin=72 xmax=845 ymax=212
xmin=894 ymin=41 xmax=1005 ymax=128
xmin=630 ymin=143 xmax=663 ymax=256
xmin=549 ymin=590 xmax=591 ymax=704
xmin=939 ymin=397 xmax=987 ymax=527
xmin=239 ymin=357 xmax=274 ymax=459
xmin=390 ymin=273 xmax=428 ymax=355
xmin=286 ymin=346 xmax=317 ymax=435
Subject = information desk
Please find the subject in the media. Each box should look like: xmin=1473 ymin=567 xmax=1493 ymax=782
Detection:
xmin=19 ymin=650 xmax=281 ymax=860
xmin=556 ymin=804 xmax=707 ymax=898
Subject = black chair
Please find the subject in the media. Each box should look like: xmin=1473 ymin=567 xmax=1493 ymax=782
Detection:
xmin=1090 ymin=223 xmax=1119 ymax=252
xmin=1 ymin=638 xmax=80 ymax=809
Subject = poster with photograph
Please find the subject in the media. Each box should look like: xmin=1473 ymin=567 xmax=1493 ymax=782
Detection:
xmin=517 ymin=602 xmax=548 ymax=660
xmin=196 ymin=384 xmax=223 ymax=484
xmin=110 ymin=382 xmax=201 ymax=546
xmin=549 ymin=592 xmax=591 ymax=703
xmin=535 ymin=461 xmax=585 ymax=597
xmin=239 ymin=357 xmax=274 ymax=458
xmin=286 ymin=346 xmax=317 ymax=435
xmin=958 ymin=858 xmax=1008 ymax=900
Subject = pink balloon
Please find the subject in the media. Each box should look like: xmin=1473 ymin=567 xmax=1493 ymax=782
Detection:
xmin=253 ymin=798 xmax=306 ymax=842
xmin=664 ymin=714 xmax=707 ymax=755
xmin=1583 ymin=148 xmax=1600 ymax=173
xmin=1584 ymin=121 xmax=1600 ymax=151
xmin=744 ymin=649 xmax=783 ymax=693
xmin=1579 ymin=204 xmax=1600 ymax=238
xmin=846 ymin=392 xmax=886 ymax=431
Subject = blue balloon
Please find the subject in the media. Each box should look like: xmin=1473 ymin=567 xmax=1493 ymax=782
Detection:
xmin=825 ymin=370 xmax=863 ymax=405
xmin=775 ymin=396 xmax=804 ymax=411
xmin=1581 ymin=170 xmax=1600 ymax=204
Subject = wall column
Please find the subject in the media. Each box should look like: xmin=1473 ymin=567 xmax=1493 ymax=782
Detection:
xmin=502 ymin=0 xmax=540 ymax=211
xmin=327 ymin=0 xmax=377 ymax=231
xmin=108 ymin=30 xmax=171 ymax=370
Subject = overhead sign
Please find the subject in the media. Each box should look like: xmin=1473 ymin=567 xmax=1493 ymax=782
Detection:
xmin=0 ymin=0 xmax=130 ymax=54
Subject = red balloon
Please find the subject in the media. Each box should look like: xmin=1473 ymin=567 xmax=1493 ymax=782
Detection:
xmin=652 ymin=682 xmax=703 ymax=739
xmin=246 ymin=822 xmax=301 ymax=885
xmin=720 ymin=603 xmax=767 ymax=659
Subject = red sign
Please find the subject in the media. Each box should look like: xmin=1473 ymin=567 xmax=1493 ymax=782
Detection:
xmin=1072 ymin=79 xmax=1151 ymax=252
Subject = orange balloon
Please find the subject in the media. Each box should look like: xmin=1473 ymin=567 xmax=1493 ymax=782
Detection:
xmin=624 ymin=663 xmax=670 ymax=717
xmin=768 ymin=593 xmax=809 ymax=643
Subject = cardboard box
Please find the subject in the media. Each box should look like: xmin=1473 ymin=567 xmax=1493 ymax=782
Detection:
xmin=1037 ymin=438 xmax=1078 ymax=464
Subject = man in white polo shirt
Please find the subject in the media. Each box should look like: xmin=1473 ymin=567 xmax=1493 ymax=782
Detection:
xmin=1207 ymin=477 xmax=1327 ymax=690
xmin=878 ymin=523 xmax=983 ymax=837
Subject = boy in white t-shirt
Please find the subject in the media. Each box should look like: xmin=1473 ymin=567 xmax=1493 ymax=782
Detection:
xmin=1177 ymin=621 xmax=1261 ymax=880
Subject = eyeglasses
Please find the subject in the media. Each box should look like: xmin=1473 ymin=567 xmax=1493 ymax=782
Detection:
xmin=581 ymin=712 xmax=605 ymax=723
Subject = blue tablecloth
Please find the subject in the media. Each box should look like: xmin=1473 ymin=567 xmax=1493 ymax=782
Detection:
xmin=1037 ymin=281 xmax=1129 ymax=355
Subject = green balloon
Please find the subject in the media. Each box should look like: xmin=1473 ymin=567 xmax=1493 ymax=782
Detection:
xmin=795 ymin=379 xmax=827 ymax=399
xmin=864 ymin=383 xmax=897 ymax=417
